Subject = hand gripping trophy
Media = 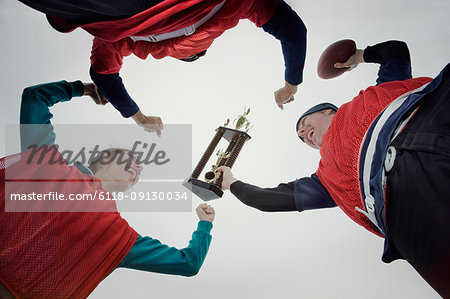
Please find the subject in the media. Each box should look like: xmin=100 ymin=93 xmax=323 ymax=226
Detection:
xmin=183 ymin=108 xmax=252 ymax=201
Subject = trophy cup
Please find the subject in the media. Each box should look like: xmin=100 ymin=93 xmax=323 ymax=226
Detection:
xmin=183 ymin=108 xmax=253 ymax=201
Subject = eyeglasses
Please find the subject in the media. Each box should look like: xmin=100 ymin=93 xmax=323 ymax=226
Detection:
xmin=178 ymin=50 xmax=207 ymax=62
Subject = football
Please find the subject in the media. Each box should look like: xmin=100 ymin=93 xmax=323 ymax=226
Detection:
xmin=317 ymin=39 xmax=356 ymax=79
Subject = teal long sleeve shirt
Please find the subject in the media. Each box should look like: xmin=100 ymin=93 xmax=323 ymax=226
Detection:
xmin=19 ymin=80 xmax=213 ymax=276
xmin=117 ymin=221 xmax=213 ymax=276
xmin=20 ymin=80 xmax=84 ymax=151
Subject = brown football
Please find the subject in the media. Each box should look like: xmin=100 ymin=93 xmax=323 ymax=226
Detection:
xmin=317 ymin=39 xmax=356 ymax=79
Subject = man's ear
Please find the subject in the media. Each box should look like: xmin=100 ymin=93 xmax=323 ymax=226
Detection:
xmin=324 ymin=108 xmax=336 ymax=115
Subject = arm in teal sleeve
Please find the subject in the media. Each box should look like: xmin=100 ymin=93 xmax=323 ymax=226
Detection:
xmin=20 ymin=80 xmax=84 ymax=151
xmin=118 ymin=221 xmax=213 ymax=277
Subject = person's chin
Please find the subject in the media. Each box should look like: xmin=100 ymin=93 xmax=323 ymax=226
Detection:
xmin=113 ymin=181 xmax=132 ymax=192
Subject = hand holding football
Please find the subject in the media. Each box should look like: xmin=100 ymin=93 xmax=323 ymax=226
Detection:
xmin=317 ymin=39 xmax=357 ymax=79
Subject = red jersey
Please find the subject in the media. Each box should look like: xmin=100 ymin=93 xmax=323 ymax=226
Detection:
xmin=316 ymin=77 xmax=432 ymax=236
xmin=0 ymin=148 xmax=138 ymax=298
xmin=90 ymin=0 xmax=278 ymax=74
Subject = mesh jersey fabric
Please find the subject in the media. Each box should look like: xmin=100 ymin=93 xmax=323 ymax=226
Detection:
xmin=47 ymin=0 xmax=226 ymax=42
xmin=0 ymin=147 xmax=138 ymax=298
xmin=91 ymin=0 xmax=278 ymax=74
xmin=316 ymin=77 xmax=432 ymax=236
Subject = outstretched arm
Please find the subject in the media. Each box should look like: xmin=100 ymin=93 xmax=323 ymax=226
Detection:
xmin=231 ymin=180 xmax=297 ymax=212
xmin=90 ymin=38 xmax=164 ymax=136
xmin=20 ymin=81 xmax=107 ymax=151
xmin=217 ymin=166 xmax=337 ymax=212
xmin=260 ymin=0 xmax=307 ymax=110
xmin=335 ymin=40 xmax=412 ymax=85
xmin=117 ymin=204 xmax=215 ymax=276
xmin=217 ymin=166 xmax=297 ymax=212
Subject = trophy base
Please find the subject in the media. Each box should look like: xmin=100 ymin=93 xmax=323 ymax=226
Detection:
xmin=183 ymin=178 xmax=223 ymax=201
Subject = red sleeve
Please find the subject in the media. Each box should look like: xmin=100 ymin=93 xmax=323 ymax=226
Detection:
xmin=90 ymin=37 xmax=127 ymax=74
xmin=244 ymin=0 xmax=278 ymax=27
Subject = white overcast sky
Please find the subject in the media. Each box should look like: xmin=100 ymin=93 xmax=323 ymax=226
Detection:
xmin=1 ymin=0 xmax=450 ymax=298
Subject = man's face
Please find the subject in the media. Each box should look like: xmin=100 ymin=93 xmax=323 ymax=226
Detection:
xmin=102 ymin=151 xmax=143 ymax=192
xmin=297 ymin=109 xmax=335 ymax=149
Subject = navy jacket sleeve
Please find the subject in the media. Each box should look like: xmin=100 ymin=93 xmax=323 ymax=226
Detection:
xmin=293 ymin=173 xmax=337 ymax=211
xmin=89 ymin=66 xmax=140 ymax=118
xmin=230 ymin=180 xmax=297 ymax=212
xmin=261 ymin=0 xmax=307 ymax=85
xmin=230 ymin=173 xmax=336 ymax=212
xmin=363 ymin=40 xmax=412 ymax=86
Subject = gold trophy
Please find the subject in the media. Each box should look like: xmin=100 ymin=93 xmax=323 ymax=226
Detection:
xmin=183 ymin=108 xmax=252 ymax=201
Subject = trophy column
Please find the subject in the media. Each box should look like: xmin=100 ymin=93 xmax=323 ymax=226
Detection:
xmin=191 ymin=127 xmax=225 ymax=179
xmin=213 ymin=134 xmax=246 ymax=189
xmin=183 ymin=126 xmax=251 ymax=201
